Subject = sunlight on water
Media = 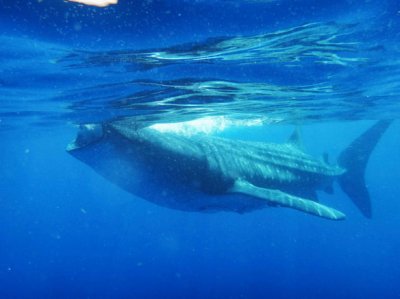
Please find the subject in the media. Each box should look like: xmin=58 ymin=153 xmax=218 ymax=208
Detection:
xmin=149 ymin=116 xmax=268 ymax=136
xmin=0 ymin=21 xmax=398 ymax=131
xmin=63 ymin=22 xmax=365 ymax=69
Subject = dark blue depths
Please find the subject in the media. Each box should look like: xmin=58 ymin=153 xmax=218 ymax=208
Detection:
xmin=1 ymin=0 xmax=400 ymax=298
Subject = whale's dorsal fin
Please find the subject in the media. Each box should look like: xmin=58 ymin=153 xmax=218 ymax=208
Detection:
xmin=229 ymin=179 xmax=345 ymax=221
xmin=288 ymin=127 xmax=304 ymax=150
xmin=323 ymin=152 xmax=330 ymax=165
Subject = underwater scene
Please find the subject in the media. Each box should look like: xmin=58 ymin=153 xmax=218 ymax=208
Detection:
xmin=1 ymin=0 xmax=400 ymax=298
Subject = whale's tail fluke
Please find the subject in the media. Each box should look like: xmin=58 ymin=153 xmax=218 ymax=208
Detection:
xmin=338 ymin=120 xmax=392 ymax=218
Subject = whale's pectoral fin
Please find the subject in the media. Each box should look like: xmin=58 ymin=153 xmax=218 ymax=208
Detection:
xmin=229 ymin=179 xmax=345 ymax=221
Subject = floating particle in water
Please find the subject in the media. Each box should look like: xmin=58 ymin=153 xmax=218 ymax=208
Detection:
xmin=74 ymin=22 xmax=82 ymax=31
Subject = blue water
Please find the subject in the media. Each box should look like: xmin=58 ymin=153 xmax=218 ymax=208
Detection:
xmin=1 ymin=0 xmax=400 ymax=298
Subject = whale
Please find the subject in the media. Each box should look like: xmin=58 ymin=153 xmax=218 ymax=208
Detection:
xmin=67 ymin=119 xmax=391 ymax=220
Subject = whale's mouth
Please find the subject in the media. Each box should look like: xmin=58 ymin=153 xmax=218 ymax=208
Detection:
xmin=67 ymin=124 xmax=104 ymax=151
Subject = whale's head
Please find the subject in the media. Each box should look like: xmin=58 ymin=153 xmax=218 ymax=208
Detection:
xmin=67 ymin=124 xmax=104 ymax=152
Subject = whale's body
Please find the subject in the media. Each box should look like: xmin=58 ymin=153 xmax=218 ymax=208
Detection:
xmin=67 ymin=119 xmax=391 ymax=220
